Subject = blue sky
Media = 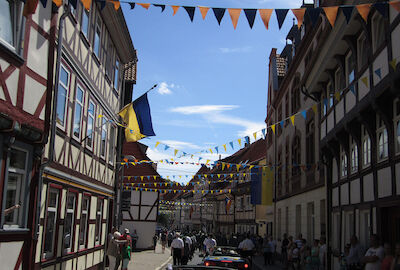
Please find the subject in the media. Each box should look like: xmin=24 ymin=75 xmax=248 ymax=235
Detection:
xmin=122 ymin=0 xmax=303 ymax=183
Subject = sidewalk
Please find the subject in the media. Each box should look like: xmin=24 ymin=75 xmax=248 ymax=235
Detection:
xmin=128 ymin=243 xmax=172 ymax=270
xmin=252 ymin=254 xmax=284 ymax=270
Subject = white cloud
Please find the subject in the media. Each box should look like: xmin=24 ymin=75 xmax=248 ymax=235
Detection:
xmin=158 ymin=82 xmax=173 ymax=95
xmin=219 ymin=46 xmax=252 ymax=53
xmin=170 ymin=105 xmax=239 ymax=115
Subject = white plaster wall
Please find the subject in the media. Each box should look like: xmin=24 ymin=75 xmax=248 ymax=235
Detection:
xmin=363 ymin=173 xmax=374 ymax=201
xmin=350 ymin=178 xmax=361 ymax=204
xmin=345 ymin=90 xmax=356 ymax=113
xmin=358 ymin=70 xmax=370 ymax=100
xmin=327 ymin=113 xmax=334 ymax=133
xmin=392 ymin=24 xmax=400 ymax=61
xmin=121 ymin=221 xmax=157 ymax=249
xmin=341 ymin=183 xmax=349 ymax=205
xmin=27 ymin=27 xmax=48 ymax=79
xmin=0 ymin=241 xmax=23 ymax=270
xmin=335 ymin=100 xmax=344 ymax=123
xmin=332 ymin=187 xmax=339 ymax=207
xmin=5 ymin=66 xmax=19 ymax=106
xmin=377 ymin=167 xmax=392 ymax=198
xmin=23 ymin=76 xmax=46 ymax=118
xmin=321 ymin=120 xmax=326 ymax=139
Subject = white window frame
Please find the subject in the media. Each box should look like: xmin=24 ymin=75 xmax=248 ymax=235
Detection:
xmin=1 ymin=147 xmax=29 ymax=229
xmin=114 ymin=58 xmax=120 ymax=91
xmin=371 ymin=13 xmax=385 ymax=53
xmin=43 ymin=188 xmax=60 ymax=260
xmin=340 ymin=146 xmax=348 ymax=178
xmin=362 ymin=126 xmax=371 ymax=167
xmin=86 ymin=100 xmax=95 ymax=150
xmin=63 ymin=192 xmax=76 ymax=254
xmin=57 ymin=65 xmax=70 ymax=129
xmin=100 ymin=116 xmax=108 ymax=158
xmin=0 ymin=0 xmax=25 ymax=54
xmin=94 ymin=15 xmax=101 ymax=59
xmin=95 ymin=198 xmax=103 ymax=245
xmin=79 ymin=196 xmax=90 ymax=250
xmin=72 ymin=84 xmax=84 ymax=141
xmin=377 ymin=115 xmax=388 ymax=161
xmin=350 ymin=137 xmax=358 ymax=173
xmin=394 ymin=98 xmax=400 ymax=154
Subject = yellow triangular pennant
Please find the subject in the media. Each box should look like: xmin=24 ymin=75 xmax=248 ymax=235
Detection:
xmin=140 ymin=176 xmax=144 ymax=181
xmin=253 ymin=132 xmax=257 ymax=140
xmin=238 ymin=139 xmax=242 ymax=147
xmin=290 ymin=115 xmax=295 ymax=126
xmin=223 ymin=144 xmax=227 ymax=152
xmin=222 ymin=163 xmax=225 ymax=170
xmin=174 ymin=149 xmax=178 ymax=156
xmin=155 ymin=141 xmax=160 ymax=148
xmin=271 ymin=124 xmax=276 ymax=134
xmin=312 ymin=104 xmax=317 ymax=114
xmin=361 ymin=76 xmax=369 ymax=88
xmin=209 ymin=148 xmax=213 ymax=154
xmin=390 ymin=59 xmax=398 ymax=70
xmin=334 ymin=91 xmax=341 ymax=101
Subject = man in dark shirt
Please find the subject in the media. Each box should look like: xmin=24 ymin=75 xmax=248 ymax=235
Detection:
xmin=281 ymin=233 xmax=289 ymax=264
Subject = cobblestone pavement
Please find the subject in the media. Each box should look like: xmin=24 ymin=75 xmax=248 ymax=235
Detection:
xmin=127 ymin=242 xmax=172 ymax=270
xmin=252 ymin=255 xmax=285 ymax=270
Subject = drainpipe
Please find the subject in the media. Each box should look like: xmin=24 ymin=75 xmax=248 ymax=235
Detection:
xmin=35 ymin=3 xmax=70 ymax=240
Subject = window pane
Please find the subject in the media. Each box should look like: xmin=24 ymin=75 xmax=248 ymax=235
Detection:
xmin=76 ymin=87 xmax=83 ymax=103
xmin=114 ymin=60 xmax=119 ymax=88
xmin=4 ymin=173 xmax=22 ymax=224
xmin=79 ymin=213 xmax=87 ymax=246
xmin=9 ymin=148 xmax=27 ymax=170
xmin=44 ymin=211 xmax=56 ymax=254
xmin=82 ymin=10 xmax=89 ymax=37
xmin=87 ymin=116 xmax=93 ymax=146
xmin=48 ymin=190 xmax=58 ymax=208
xmin=57 ymin=86 xmax=67 ymax=125
xmin=64 ymin=212 xmax=73 ymax=251
xmin=94 ymin=31 xmax=100 ymax=57
xmin=73 ymin=104 xmax=82 ymax=138
xmin=60 ymin=67 xmax=69 ymax=86
xmin=0 ymin=0 xmax=14 ymax=45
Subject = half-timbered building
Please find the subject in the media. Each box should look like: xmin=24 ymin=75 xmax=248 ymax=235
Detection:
xmin=34 ymin=1 xmax=137 ymax=269
xmin=121 ymin=141 xmax=161 ymax=250
xmin=300 ymin=1 xmax=400 ymax=269
xmin=266 ymin=3 xmax=326 ymax=249
xmin=0 ymin=1 xmax=54 ymax=269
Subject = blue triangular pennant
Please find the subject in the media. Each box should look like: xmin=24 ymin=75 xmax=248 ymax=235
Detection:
xmin=229 ymin=141 xmax=234 ymax=150
xmin=183 ymin=6 xmax=196 ymax=22
xmin=301 ymin=110 xmax=307 ymax=119
xmin=307 ymin=8 xmax=321 ymax=27
xmin=374 ymin=2 xmax=388 ymax=18
xmin=349 ymin=85 xmax=356 ymax=95
xmin=279 ymin=120 xmax=284 ymax=129
xmin=39 ymin=0 xmax=47 ymax=8
xmin=215 ymin=146 xmax=219 ymax=153
xmin=262 ymin=128 xmax=266 ymax=138
xmin=165 ymin=145 xmax=170 ymax=151
xmin=375 ymin=68 xmax=382 ymax=79
xmin=245 ymin=136 xmax=250 ymax=144
xmin=244 ymin=9 xmax=257 ymax=29
xmin=341 ymin=6 xmax=354 ymax=24
xmin=147 ymin=176 xmax=150 ymax=180
xmin=213 ymin=8 xmax=226 ymax=25
xmin=275 ymin=9 xmax=289 ymax=29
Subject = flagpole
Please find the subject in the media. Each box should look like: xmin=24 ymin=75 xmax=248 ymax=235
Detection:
xmin=131 ymin=84 xmax=158 ymax=103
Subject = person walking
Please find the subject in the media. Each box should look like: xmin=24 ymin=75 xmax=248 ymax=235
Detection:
xmin=381 ymin=243 xmax=394 ymax=270
xmin=319 ymin=236 xmax=327 ymax=270
xmin=161 ymin=231 xmax=167 ymax=253
xmin=361 ymin=234 xmax=384 ymax=270
xmin=282 ymin=233 xmax=289 ymax=264
xmin=106 ymin=228 xmax=120 ymax=270
xmin=390 ymin=242 xmax=400 ymax=270
xmin=346 ymin=235 xmax=364 ymax=270
xmin=153 ymin=233 xmax=158 ymax=253
xmin=121 ymin=237 xmax=131 ymax=270
xmin=171 ymin=232 xmax=184 ymax=265
xmin=203 ymin=234 xmax=217 ymax=256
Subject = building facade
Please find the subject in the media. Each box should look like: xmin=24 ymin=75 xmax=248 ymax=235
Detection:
xmin=301 ymin=1 xmax=400 ymax=269
xmin=34 ymin=1 xmax=136 ymax=269
xmin=0 ymin=1 xmax=54 ymax=269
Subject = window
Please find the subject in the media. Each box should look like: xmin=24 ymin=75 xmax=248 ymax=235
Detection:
xmin=292 ymin=78 xmax=301 ymax=114
xmin=86 ymin=100 xmax=95 ymax=149
xmin=56 ymin=65 xmax=70 ymax=127
xmin=328 ymin=82 xmax=334 ymax=109
xmin=108 ymin=125 xmax=115 ymax=163
xmin=350 ymin=138 xmax=358 ymax=173
xmin=371 ymin=13 xmax=385 ymax=53
xmin=81 ymin=7 xmax=90 ymax=38
xmin=307 ymin=202 xmax=315 ymax=242
xmin=333 ymin=212 xmax=340 ymax=250
xmin=285 ymin=207 xmax=289 ymax=235
xmin=70 ymin=2 xmax=78 ymax=19
xmin=100 ymin=117 xmax=107 ymax=158
xmin=292 ymin=136 xmax=301 ymax=176
xmin=377 ymin=115 xmax=388 ymax=161
xmin=322 ymin=93 xmax=327 ymax=116
xmin=340 ymin=147 xmax=348 ymax=178
xmin=94 ymin=15 xmax=101 ymax=58
xmin=73 ymin=85 xmax=84 ymax=140
xmin=357 ymin=33 xmax=368 ymax=69
xmin=346 ymin=52 xmax=355 ymax=85
xmin=306 ymin=120 xmax=315 ymax=164
xmin=79 ymin=196 xmax=90 ymax=249
xmin=0 ymin=0 xmax=24 ymax=54
xmin=114 ymin=58 xmax=120 ymax=90
xmin=296 ymin=204 xmax=301 ymax=237
xmin=2 ymin=147 xmax=28 ymax=228
xmin=105 ymin=35 xmax=114 ymax=78
xmin=277 ymin=208 xmax=282 ymax=239
xmin=362 ymin=126 xmax=371 ymax=167
xmin=63 ymin=192 xmax=76 ymax=254
xmin=320 ymin=199 xmax=326 ymax=236
xmin=394 ymin=99 xmax=400 ymax=154
xmin=43 ymin=188 xmax=60 ymax=259
xmin=95 ymin=199 xmax=103 ymax=245
xmin=335 ymin=67 xmax=345 ymax=92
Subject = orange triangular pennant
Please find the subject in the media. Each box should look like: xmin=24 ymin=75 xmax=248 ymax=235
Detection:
xmin=137 ymin=3 xmax=150 ymax=9
xmin=291 ymin=8 xmax=306 ymax=28
xmin=390 ymin=1 xmax=400 ymax=13
xmin=356 ymin=3 xmax=371 ymax=22
xmin=228 ymin=8 xmax=241 ymax=30
xmin=110 ymin=0 xmax=120 ymax=10
xmin=199 ymin=6 xmax=210 ymax=20
xmin=259 ymin=9 xmax=273 ymax=30
xmin=53 ymin=0 xmax=62 ymax=7
xmin=171 ymin=5 xmax=180 ymax=15
xmin=323 ymin=6 xmax=339 ymax=27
